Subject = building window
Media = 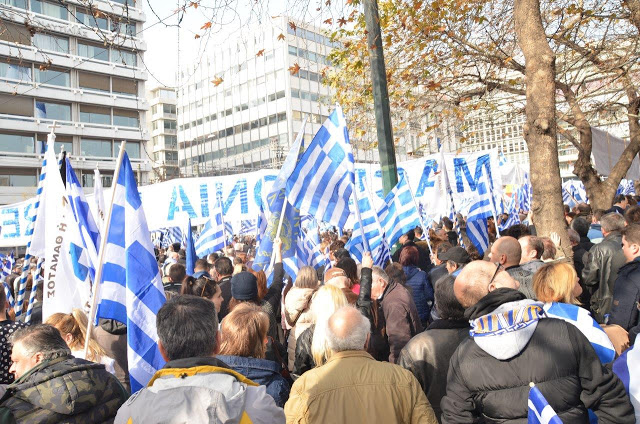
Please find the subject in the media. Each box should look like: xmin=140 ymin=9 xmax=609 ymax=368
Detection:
xmin=78 ymin=71 xmax=110 ymax=92
xmin=37 ymin=134 xmax=72 ymax=155
xmin=112 ymin=77 xmax=137 ymax=96
xmin=35 ymin=101 xmax=71 ymax=121
xmin=33 ymin=33 xmax=69 ymax=53
xmin=80 ymin=105 xmax=111 ymax=125
xmin=0 ymin=173 xmax=37 ymax=187
xmin=165 ymin=135 xmax=177 ymax=148
xmin=78 ymin=42 xmax=109 ymax=61
xmin=110 ymin=18 xmax=136 ymax=36
xmin=82 ymin=139 xmax=112 ymax=157
xmin=36 ymin=67 xmax=69 ymax=87
xmin=163 ymin=104 xmax=176 ymax=114
xmin=31 ymin=0 xmax=67 ymax=20
xmin=163 ymin=120 xmax=176 ymax=130
xmin=1 ymin=0 xmax=27 ymax=8
xmin=126 ymin=141 xmax=140 ymax=159
xmin=113 ymin=109 xmax=139 ymax=127
xmin=0 ymin=22 xmax=31 ymax=45
xmin=112 ymin=48 xmax=137 ymax=67
xmin=0 ymin=61 xmax=32 ymax=82
xmin=0 ymin=132 xmax=34 ymax=153
xmin=76 ymin=8 xmax=108 ymax=30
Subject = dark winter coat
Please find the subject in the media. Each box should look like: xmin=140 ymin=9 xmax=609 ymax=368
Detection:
xmin=582 ymin=231 xmax=626 ymax=322
xmin=573 ymin=236 xmax=594 ymax=306
xmin=504 ymin=265 xmax=535 ymax=299
xmin=292 ymin=324 xmax=315 ymax=376
xmin=609 ymin=256 xmax=640 ymax=345
xmin=440 ymin=288 xmax=634 ymax=424
xmin=381 ymin=280 xmax=424 ymax=363
xmin=216 ymin=355 xmax=290 ymax=407
xmin=0 ymin=355 xmax=127 ymax=424
xmin=429 ymin=264 xmax=448 ymax=288
xmin=403 ymin=265 xmax=434 ymax=322
xmin=398 ymin=319 xmax=469 ymax=421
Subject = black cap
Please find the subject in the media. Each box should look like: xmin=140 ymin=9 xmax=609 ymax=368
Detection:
xmin=231 ymin=271 xmax=258 ymax=300
xmin=439 ymin=246 xmax=471 ymax=264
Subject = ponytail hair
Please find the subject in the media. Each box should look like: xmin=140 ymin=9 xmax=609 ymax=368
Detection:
xmin=46 ymin=309 xmax=106 ymax=361
xmin=180 ymin=275 xmax=219 ymax=299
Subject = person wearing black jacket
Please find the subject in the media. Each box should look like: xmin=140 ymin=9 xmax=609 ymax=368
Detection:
xmin=213 ymin=257 xmax=234 ymax=320
xmin=441 ymin=261 xmax=634 ymax=423
xmin=392 ymin=230 xmax=433 ymax=273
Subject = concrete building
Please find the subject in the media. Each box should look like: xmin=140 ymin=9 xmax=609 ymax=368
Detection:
xmin=147 ymin=86 xmax=179 ymax=182
xmin=0 ymin=0 xmax=150 ymax=205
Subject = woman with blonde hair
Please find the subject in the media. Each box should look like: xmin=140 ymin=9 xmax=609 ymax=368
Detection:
xmin=292 ymin=284 xmax=348 ymax=376
xmin=534 ymin=262 xmax=616 ymax=363
xmin=217 ymin=303 xmax=290 ymax=407
xmin=46 ymin=309 xmax=116 ymax=374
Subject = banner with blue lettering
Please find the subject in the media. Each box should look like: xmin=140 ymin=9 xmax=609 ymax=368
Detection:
xmin=0 ymin=151 xmax=504 ymax=247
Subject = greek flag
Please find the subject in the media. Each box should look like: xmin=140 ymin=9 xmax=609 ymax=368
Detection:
xmin=282 ymin=229 xmax=328 ymax=281
xmin=286 ymin=106 xmax=354 ymax=228
xmin=499 ymin=194 xmax=521 ymax=232
xmin=528 ymin=384 xmax=562 ymax=424
xmin=185 ymin=218 xmax=197 ymax=276
xmin=377 ymin=173 xmax=422 ymax=247
xmin=498 ymin=150 xmax=508 ymax=166
xmin=239 ymin=220 xmax=257 ymax=235
xmin=466 ymin=182 xmax=493 ymax=256
xmin=2 ymin=281 xmax=14 ymax=309
xmin=346 ymin=189 xmax=390 ymax=266
xmin=518 ymin=177 xmax=532 ymax=213
xmin=195 ymin=199 xmax=226 ymax=257
xmin=254 ymin=120 xmax=306 ymax=272
xmin=543 ymin=302 xmax=615 ymax=364
xmin=613 ymin=342 xmax=640 ymax=422
xmin=1 ymin=252 xmax=13 ymax=277
xmin=96 ymin=152 xmax=166 ymax=393
xmin=617 ymin=179 xmax=636 ymax=196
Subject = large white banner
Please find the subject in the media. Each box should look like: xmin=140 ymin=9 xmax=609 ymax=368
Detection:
xmin=0 ymin=150 xmax=503 ymax=247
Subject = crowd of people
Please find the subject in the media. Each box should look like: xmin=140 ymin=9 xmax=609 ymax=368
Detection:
xmin=0 ymin=195 xmax=638 ymax=422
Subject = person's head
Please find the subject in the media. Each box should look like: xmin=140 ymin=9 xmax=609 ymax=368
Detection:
xmin=540 ymin=237 xmax=557 ymax=261
xmin=614 ymin=194 xmax=628 ymax=208
xmin=336 ymin=257 xmax=358 ymax=286
xmin=414 ymin=226 xmax=423 ymax=237
xmin=384 ymin=262 xmax=406 ymax=288
xmin=600 ymin=212 xmax=626 ymax=236
xmin=45 ymin=309 xmax=105 ymax=360
xmin=505 ymin=224 xmax=531 ymax=239
xmin=533 ymin=262 xmax=581 ymax=304
xmin=324 ymin=267 xmax=346 ymax=284
xmin=171 ymin=242 xmax=181 ymax=253
xmin=326 ymin=306 xmax=370 ymax=353
xmin=218 ymin=303 xmax=269 ymax=359
xmin=625 ymin=205 xmax=640 ymax=225
xmin=214 ymin=257 xmax=233 ymax=279
xmin=370 ymin=266 xmax=390 ymax=299
xmin=328 ymin=240 xmax=345 ymax=261
xmin=230 ymin=271 xmax=259 ymax=309
xmin=250 ymin=269 xmax=268 ymax=300
xmin=181 ymin=276 xmax=223 ymax=314
xmin=570 ymin=217 xmax=590 ymax=238
xmin=439 ymin=246 xmax=471 ymax=273
xmin=168 ymin=263 xmax=186 ymax=283
xmin=567 ymin=229 xmax=580 ymax=247
xmin=592 ymin=209 xmax=605 ymax=223
xmin=194 ymin=258 xmax=209 ymax=273
xmin=399 ymin=246 xmax=419 ymax=267
xmin=454 ymin=260 xmax=519 ymax=308
xmin=294 ymin=266 xmax=320 ymax=289
xmin=434 ymin=242 xmax=453 ymax=266
xmin=207 ymin=253 xmax=219 ymax=265
xmin=156 ymin=295 xmax=219 ymax=361
xmin=442 ymin=217 xmax=454 ymax=231
xmin=434 ymin=275 xmax=465 ymax=321
xmin=489 ymin=236 xmax=522 ymax=267
xmin=576 ymin=203 xmax=591 ymax=216
xmin=333 ymin=248 xmax=351 ymax=262
xmin=405 ymin=229 xmax=416 ymax=242
xmin=518 ymin=236 xmax=544 ymax=264
xmin=10 ymin=324 xmax=71 ymax=379
xmin=310 ymin=285 xmax=349 ymax=366
xmin=621 ymin=224 xmax=640 ymax=262
xmin=434 ymin=228 xmax=448 ymax=241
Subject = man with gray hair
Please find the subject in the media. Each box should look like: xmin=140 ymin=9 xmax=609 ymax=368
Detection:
xmin=582 ymin=212 xmax=627 ymax=322
xmin=285 ymin=306 xmax=437 ymax=423
xmin=0 ymin=324 xmax=127 ymax=422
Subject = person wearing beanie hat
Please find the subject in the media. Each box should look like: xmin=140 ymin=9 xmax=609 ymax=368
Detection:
xmin=228 ymin=272 xmax=279 ymax=345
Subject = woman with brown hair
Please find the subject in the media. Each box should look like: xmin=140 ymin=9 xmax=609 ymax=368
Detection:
xmin=46 ymin=309 xmax=116 ymax=374
xmin=217 ymin=303 xmax=290 ymax=407
xmin=181 ymin=275 xmax=223 ymax=315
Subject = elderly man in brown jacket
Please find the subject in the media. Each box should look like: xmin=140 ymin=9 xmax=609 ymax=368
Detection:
xmin=284 ymin=305 xmax=437 ymax=424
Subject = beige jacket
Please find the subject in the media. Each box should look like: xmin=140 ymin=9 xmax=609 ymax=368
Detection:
xmin=284 ymin=350 xmax=437 ymax=424
xmin=284 ymin=287 xmax=316 ymax=371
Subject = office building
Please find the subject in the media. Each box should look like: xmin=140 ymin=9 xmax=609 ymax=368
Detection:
xmin=147 ymin=86 xmax=179 ymax=182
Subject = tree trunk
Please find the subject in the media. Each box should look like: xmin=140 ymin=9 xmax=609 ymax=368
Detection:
xmin=514 ymin=0 xmax=571 ymax=258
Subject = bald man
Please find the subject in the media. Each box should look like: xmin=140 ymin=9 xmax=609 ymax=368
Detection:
xmin=442 ymin=260 xmax=634 ymax=423
xmin=285 ymin=306 xmax=437 ymax=423
xmin=490 ymin=236 xmax=536 ymax=299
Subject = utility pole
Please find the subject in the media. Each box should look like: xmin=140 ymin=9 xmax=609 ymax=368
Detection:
xmin=364 ymin=0 xmax=398 ymax=196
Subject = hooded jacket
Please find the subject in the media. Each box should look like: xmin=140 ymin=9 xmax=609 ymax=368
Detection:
xmin=403 ymin=265 xmax=434 ymax=322
xmin=582 ymin=231 xmax=627 ymax=322
xmin=440 ymin=288 xmax=634 ymax=424
xmin=0 ymin=355 xmax=128 ymax=424
xmin=114 ymin=356 xmax=285 ymax=423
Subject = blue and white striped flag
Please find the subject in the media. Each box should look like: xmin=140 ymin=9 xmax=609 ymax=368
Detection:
xmin=1 ymin=252 xmax=13 ymax=277
xmin=466 ymin=182 xmax=494 ymax=256
xmin=518 ymin=176 xmax=532 ymax=213
xmin=499 ymin=194 xmax=521 ymax=232
xmin=377 ymin=173 xmax=423 ymax=247
xmin=528 ymin=384 xmax=562 ymax=424
xmin=286 ymin=106 xmax=354 ymax=228
xmin=543 ymin=302 xmax=615 ymax=364
xmin=96 ymin=152 xmax=166 ymax=392
xmin=195 ymin=199 xmax=227 ymax=257
xmin=282 ymin=228 xmax=328 ymax=281
xmin=617 ymin=179 xmax=636 ymax=196
xmin=239 ymin=220 xmax=257 ymax=235
xmin=613 ymin=342 xmax=640 ymax=422
xmin=498 ymin=150 xmax=508 ymax=167
xmin=346 ymin=188 xmax=390 ymax=266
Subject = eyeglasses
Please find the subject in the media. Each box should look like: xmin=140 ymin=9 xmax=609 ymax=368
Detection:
xmin=488 ymin=262 xmax=502 ymax=289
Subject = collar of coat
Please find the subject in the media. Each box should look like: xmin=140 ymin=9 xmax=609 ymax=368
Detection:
xmin=149 ymin=356 xmax=258 ymax=388
xmin=326 ymin=350 xmax=374 ymax=364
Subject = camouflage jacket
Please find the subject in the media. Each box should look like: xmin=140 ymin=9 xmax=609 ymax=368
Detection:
xmin=0 ymin=355 xmax=128 ymax=424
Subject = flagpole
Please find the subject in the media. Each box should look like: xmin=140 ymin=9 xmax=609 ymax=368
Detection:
xmin=219 ymin=198 xmax=228 ymax=252
xmin=404 ymin=174 xmax=433 ymax=255
xmin=83 ymin=140 xmax=127 ymax=358
xmin=267 ymin=196 xmax=289 ymax=271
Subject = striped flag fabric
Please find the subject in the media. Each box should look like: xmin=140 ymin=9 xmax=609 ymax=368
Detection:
xmin=195 ymin=199 xmax=227 ymax=257
xmin=518 ymin=176 xmax=532 ymax=213
xmin=239 ymin=220 xmax=257 ymax=235
xmin=346 ymin=188 xmax=389 ymax=266
xmin=2 ymin=281 xmax=15 ymax=309
xmin=96 ymin=152 xmax=166 ymax=392
xmin=286 ymin=106 xmax=354 ymax=228
xmin=498 ymin=150 xmax=508 ymax=167
xmin=499 ymin=194 xmax=521 ymax=232
xmin=613 ymin=342 xmax=640 ymax=422
xmin=528 ymin=384 xmax=562 ymax=424
xmin=466 ymin=182 xmax=494 ymax=256
xmin=185 ymin=218 xmax=197 ymax=276
xmin=377 ymin=173 xmax=423 ymax=247
xmin=543 ymin=302 xmax=615 ymax=364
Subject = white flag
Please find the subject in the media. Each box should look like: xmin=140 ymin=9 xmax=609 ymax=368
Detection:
xmin=94 ymin=169 xmax=106 ymax=230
